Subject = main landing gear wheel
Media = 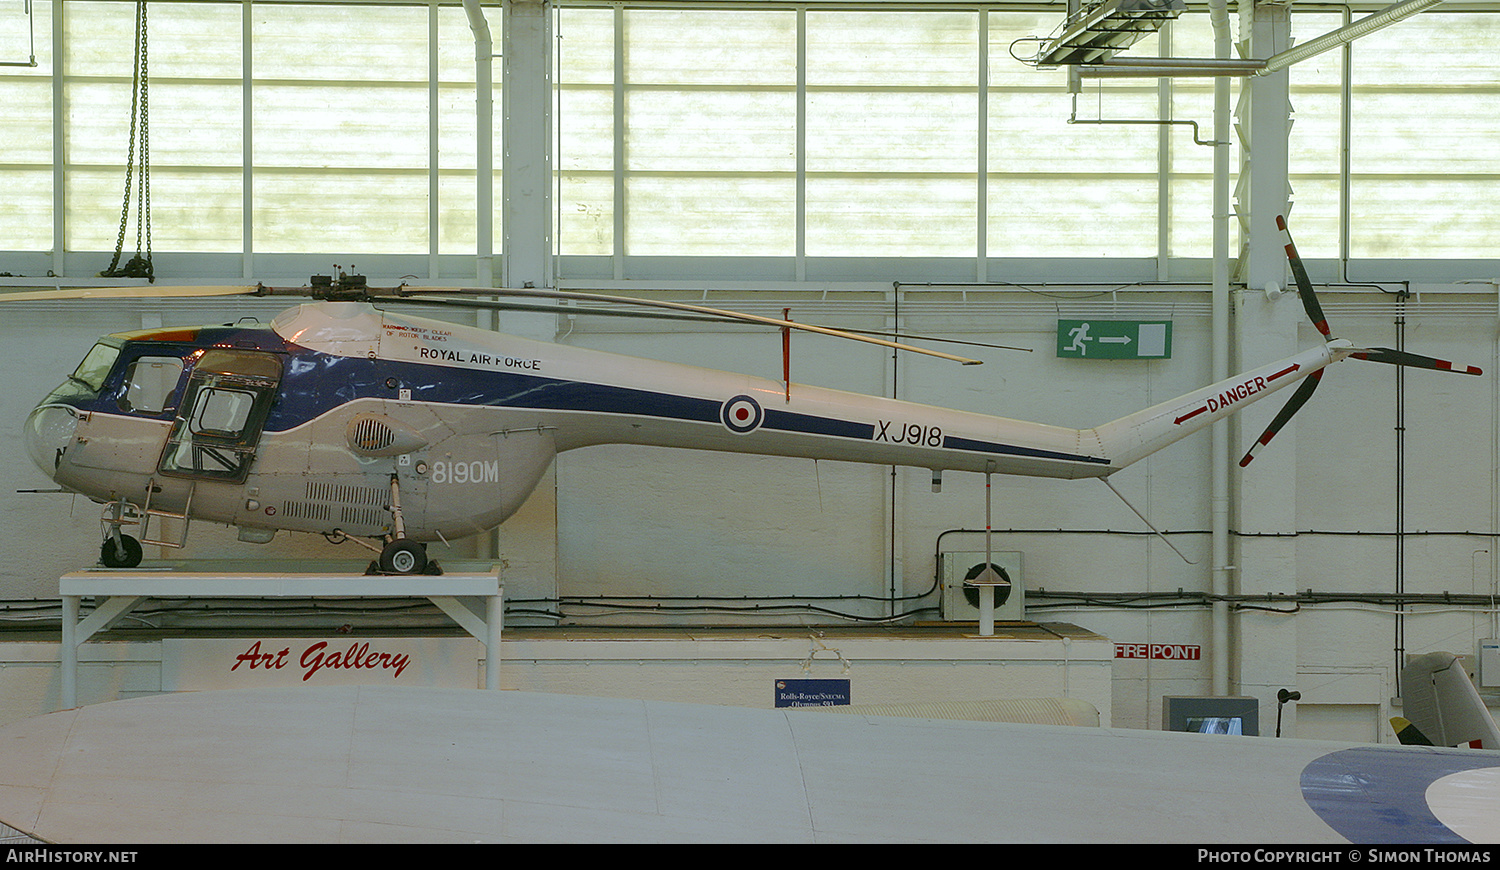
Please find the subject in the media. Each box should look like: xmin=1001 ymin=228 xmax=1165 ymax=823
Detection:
xmin=379 ymin=539 xmax=428 ymax=575
xmin=99 ymin=534 xmax=143 ymax=569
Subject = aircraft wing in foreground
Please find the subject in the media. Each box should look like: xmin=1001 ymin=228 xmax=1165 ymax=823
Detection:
xmin=0 ymin=686 xmax=1493 ymax=843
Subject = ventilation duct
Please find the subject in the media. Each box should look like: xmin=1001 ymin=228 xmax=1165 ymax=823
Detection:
xmin=939 ymin=551 xmax=1025 ymax=622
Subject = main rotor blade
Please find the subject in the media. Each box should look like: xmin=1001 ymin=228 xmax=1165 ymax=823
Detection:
xmin=1276 ymin=215 xmax=1331 ymax=340
xmin=391 ymin=286 xmax=985 ymax=365
xmin=388 ymin=295 xmax=1031 ymax=352
xmin=1239 ymin=368 xmax=1323 ymax=467
xmin=379 ymin=295 xmax=744 ymax=325
xmin=0 ymin=285 xmax=259 ymax=301
xmin=1352 ymin=346 xmax=1483 ymax=376
xmin=817 ymin=328 xmax=1032 ymax=354
xmin=2 ymin=278 xmax=1000 ymax=362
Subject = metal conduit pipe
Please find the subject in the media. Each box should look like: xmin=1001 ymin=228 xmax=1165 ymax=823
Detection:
xmin=1209 ymin=0 xmax=1231 ymax=698
xmin=1492 ymin=289 xmax=1500 ymax=642
xmin=464 ymin=0 xmax=497 ymax=565
xmin=463 ymin=0 xmax=495 ymax=289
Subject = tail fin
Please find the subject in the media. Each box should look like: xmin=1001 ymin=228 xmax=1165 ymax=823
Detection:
xmin=1399 ymin=652 xmax=1500 ymax=749
xmin=1389 ymin=716 xmax=1436 ymax=746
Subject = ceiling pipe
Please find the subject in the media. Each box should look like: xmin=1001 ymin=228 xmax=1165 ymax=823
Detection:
xmin=1257 ymin=0 xmax=1446 ymax=75
xmin=462 ymin=0 xmax=495 ymax=289
xmin=1078 ymin=57 xmax=1264 ymax=77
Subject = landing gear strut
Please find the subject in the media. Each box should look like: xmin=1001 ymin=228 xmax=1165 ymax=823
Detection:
xmin=99 ymin=498 xmax=144 ymax=568
xmin=373 ymin=474 xmax=432 ymax=575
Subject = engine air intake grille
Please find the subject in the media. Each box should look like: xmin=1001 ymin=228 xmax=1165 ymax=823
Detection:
xmin=350 ymin=417 xmax=396 ymax=452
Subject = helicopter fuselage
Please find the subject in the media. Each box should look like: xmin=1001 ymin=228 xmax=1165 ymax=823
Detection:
xmin=23 ymin=299 xmax=1337 ymax=558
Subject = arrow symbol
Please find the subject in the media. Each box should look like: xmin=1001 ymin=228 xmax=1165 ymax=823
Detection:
xmin=1100 ymin=336 xmax=1132 ymax=345
xmin=1174 ymin=405 xmax=1208 ymax=425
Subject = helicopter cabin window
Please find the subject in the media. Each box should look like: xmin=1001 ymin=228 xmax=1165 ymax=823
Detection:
xmin=120 ymin=357 xmax=185 ymax=415
xmin=157 ymin=350 xmax=282 ymax=483
xmin=189 ymin=386 xmax=255 ymax=437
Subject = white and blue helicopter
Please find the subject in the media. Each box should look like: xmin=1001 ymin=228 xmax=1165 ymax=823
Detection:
xmin=16 ymin=218 xmax=1482 ymax=574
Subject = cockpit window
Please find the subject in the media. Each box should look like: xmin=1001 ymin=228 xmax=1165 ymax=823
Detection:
xmin=69 ymin=342 xmax=122 ymax=393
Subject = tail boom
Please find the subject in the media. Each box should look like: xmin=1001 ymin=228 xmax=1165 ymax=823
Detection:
xmin=1089 ymin=342 xmax=1346 ymax=473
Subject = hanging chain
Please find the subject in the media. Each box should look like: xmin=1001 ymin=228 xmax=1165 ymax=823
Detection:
xmin=102 ymin=0 xmax=152 ymax=282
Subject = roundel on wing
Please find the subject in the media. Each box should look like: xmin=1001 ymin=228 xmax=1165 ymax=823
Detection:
xmin=720 ymin=395 xmax=764 ymax=434
xmin=1300 ymin=747 xmax=1500 ymax=843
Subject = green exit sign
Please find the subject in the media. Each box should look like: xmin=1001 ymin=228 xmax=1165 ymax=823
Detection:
xmin=1057 ymin=320 xmax=1173 ymax=360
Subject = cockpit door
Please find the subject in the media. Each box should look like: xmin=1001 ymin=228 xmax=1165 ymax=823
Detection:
xmin=157 ymin=349 xmax=282 ymax=483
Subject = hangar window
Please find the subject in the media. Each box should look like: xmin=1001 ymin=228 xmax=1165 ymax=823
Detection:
xmin=555 ymin=6 xmax=1164 ymax=266
xmin=6 ymin=2 xmax=1500 ymax=275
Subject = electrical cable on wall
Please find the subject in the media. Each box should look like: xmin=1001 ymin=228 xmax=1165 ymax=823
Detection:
xmin=100 ymin=0 xmax=153 ymax=282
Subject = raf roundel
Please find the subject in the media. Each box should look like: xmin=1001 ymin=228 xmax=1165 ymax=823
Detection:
xmin=720 ymin=394 xmax=764 ymax=434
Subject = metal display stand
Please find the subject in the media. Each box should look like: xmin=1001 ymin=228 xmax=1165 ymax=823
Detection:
xmin=58 ymin=566 xmax=504 ymax=709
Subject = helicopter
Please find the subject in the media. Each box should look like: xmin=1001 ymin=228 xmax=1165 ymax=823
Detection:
xmin=16 ymin=217 xmax=1482 ymax=574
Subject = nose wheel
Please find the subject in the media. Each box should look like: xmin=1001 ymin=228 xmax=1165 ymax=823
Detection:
xmin=99 ymin=534 xmax=143 ymax=569
xmin=98 ymin=499 xmax=144 ymax=568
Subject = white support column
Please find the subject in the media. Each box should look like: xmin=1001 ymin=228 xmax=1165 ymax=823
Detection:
xmin=502 ymin=0 xmax=554 ymax=301
xmin=50 ymin=0 xmax=64 ymax=277
xmin=1240 ymin=3 xmax=1294 ymax=293
xmin=60 ymin=594 xmax=77 ymax=709
xmin=495 ymin=0 xmax=560 ymax=606
xmin=1233 ymin=0 xmax=1301 ymax=734
xmin=1209 ymin=0 xmax=1232 ymax=700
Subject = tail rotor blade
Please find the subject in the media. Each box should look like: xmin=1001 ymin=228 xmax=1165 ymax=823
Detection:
xmin=1240 ymin=217 xmax=1484 ymax=471
xmin=1352 ymin=347 xmax=1483 ymax=376
xmin=1276 ymin=215 xmax=1331 ymax=340
xmin=1240 ymin=369 xmax=1324 ymax=467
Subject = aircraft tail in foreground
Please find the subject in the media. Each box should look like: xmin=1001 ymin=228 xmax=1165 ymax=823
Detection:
xmin=1396 ymin=652 xmax=1500 ymax=749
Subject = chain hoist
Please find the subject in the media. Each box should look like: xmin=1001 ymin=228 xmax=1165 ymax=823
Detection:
xmin=101 ymin=0 xmax=152 ymax=282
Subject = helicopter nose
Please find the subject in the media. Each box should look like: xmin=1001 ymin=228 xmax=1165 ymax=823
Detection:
xmin=24 ymin=404 xmax=79 ymax=480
